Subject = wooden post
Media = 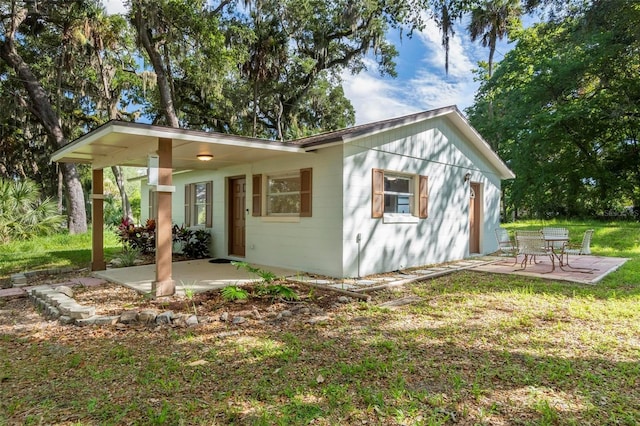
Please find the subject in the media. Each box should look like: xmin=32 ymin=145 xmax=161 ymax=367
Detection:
xmin=91 ymin=168 xmax=106 ymax=271
xmin=152 ymin=138 xmax=175 ymax=297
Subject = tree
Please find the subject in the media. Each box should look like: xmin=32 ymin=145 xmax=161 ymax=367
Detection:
xmin=0 ymin=1 xmax=88 ymax=233
xmin=467 ymin=0 xmax=640 ymax=217
xmin=468 ymin=0 xmax=521 ymax=77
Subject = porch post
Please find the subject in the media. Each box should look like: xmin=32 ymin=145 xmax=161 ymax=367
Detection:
xmin=91 ymin=168 xmax=106 ymax=271
xmin=152 ymin=137 xmax=175 ymax=297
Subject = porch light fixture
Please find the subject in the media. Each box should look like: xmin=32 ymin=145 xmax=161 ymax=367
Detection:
xmin=197 ymin=154 xmax=213 ymax=161
xmin=464 ymin=172 xmax=471 ymax=183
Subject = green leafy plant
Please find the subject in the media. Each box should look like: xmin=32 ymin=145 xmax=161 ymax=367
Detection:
xmin=220 ymin=286 xmax=249 ymax=301
xmin=181 ymin=281 xmax=198 ymax=315
xmin=0 ymin=178 xmax=64 ymax=243
xmin=116 ymin=218 xmax=156 ymax=254
xmin=264 ymin=284 xmax=299 ymax=301
xmin=231 ymin=261 xmax=276 ymax=283
xmin=232 ymin=261 xmax=297 ymax=300
xmin=113 ymin=246 xmax=141 ymax=267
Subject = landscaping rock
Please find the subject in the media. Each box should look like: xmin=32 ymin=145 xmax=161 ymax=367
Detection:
xmin=138 ymin=309 xmax=158 ymax=323
xmin=119 ymin=310 xmax=139 ymax=324
xmin=338 ymin=296 xmax=350 ymax=303
xmin=92 ymin=316 xmax=120 ymax=326
xmin=156 ymin=311 xmax=174 ymax=324
xmin=185 ymin=315 xmax=198 ymax=326
xmin=306 ymin=315 xmax=331 ymax=324
xmin=10 ymin=273 xmax=28 ymax=287
xmin=58 ymin=315 xmax=74 ymax=325
xmin=232 ymin=316 xmax=246 ymax=324
xmin=219 ymin=312 xmax=229 ymax=322
xmin=54 ymin=285 xmax=74 ymax=298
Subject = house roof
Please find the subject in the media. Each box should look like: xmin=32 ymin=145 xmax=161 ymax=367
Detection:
xmin=292 ymin=105 xmax=515 ymax=179
xmin=52 ymin=106 xmax=514 ymax=179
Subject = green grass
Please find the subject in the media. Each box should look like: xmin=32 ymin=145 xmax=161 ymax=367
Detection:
xmin=0 ymin=219 xmax=639 ymax=424
xmin=0 ymin=227 xmax=122 ymax=280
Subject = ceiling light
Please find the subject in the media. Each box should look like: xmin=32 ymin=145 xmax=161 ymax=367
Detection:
xmin=197 ymin=154 xmax=213 ymax=161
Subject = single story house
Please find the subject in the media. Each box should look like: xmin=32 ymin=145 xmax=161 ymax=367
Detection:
xmin=53 ymin=105 xmax=515 ymax=296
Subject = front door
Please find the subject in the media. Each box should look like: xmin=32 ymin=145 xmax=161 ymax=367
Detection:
xmin=469 ymin=182 xmax=481 ymax=254
xmin=228 ymin=177 xmax=246 ymax=257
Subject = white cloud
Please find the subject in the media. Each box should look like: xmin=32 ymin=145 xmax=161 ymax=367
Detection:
xmin=343 ymin=16 xmax=490 ymax=124
xmin=102 ymin=0 xmax=128 ymax=15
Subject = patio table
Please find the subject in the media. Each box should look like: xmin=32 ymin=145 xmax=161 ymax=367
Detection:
xmin=543 ymin=235 xmax=569 ymax=268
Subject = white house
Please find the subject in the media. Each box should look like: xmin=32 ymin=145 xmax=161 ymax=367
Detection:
xmin=53 ymin=105 xmax=514 ymax=296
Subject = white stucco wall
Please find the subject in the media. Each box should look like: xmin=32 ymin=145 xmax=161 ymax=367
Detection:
xmin=141 ymin=147 xmax=345 ymax=277
xmin=139 ymin=115 xmax=505 ymax=279
xmin=341 ymin=116 xmax=503 ymax=278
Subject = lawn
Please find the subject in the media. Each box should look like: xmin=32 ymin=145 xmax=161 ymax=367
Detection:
xmin=0 ymin=229 xmax=122 ymax=282
xmin=0 ymin=220 xmax=639 ymax=425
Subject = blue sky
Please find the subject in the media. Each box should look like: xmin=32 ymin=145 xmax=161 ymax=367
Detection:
xmin=103 ymin=0 xmax=512 ymax=125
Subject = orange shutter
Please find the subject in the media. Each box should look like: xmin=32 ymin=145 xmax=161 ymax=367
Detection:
xmin=418 ymin=175 xmax=428 ymax=218
xmin=300 ymin=168 xmax=312 ymax=217
xmin=205 ymin=181 xmax=213 ymax=227
xmin=372 ymin=169 xmax=384 ymax=218
xmin=184 ymin=184 xmax=192 ymax=226
xmin=252 ymin=174 xmax=262 ymax=216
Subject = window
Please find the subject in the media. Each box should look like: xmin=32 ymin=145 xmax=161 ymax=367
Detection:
xmin=372 ymin=169 xmax=428 ymax=219
xmin=184 ymin=181 xmax=212 ymax=227
xmin=384 ymin=174 xmax=413 ymax=214
xmin=253 ymin=168 xmax=312 ymax=217
xmin=268 ymin=173 xmax=300 ymax=215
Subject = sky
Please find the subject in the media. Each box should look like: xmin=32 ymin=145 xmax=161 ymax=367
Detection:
xmin=102 ymin=0 xmax=513 ymax=125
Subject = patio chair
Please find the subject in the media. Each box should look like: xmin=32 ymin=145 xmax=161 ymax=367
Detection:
xmin=515 ymin=230 xmax=543 ymax=264
xmin=515 ymin=234 xmax=555 ymax=272
xmin=562 ymin=229 xmax=594 ymax=268
xmin=541 ymin=227 xmax=569 ymax=250
xmin=494 ymin=228 xmax=517 ymax=264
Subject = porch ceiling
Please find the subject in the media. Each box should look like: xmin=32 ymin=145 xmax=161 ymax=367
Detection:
xmin=52 ymin=121 xmax=308 ymax=170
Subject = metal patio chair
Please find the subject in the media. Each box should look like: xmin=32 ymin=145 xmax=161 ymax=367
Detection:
xmin=495 ymin=228 xmax=518 ymax=264
xmin=562 ymin=229 xmax=594 ymax=269
xmin=541 ymin=227 xmax=569 ymax=250
xmin=516 ymin=233 xmax=555 ymax=272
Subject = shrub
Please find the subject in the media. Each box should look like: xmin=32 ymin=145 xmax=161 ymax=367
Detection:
xmin=172 ymin=225 xmax=211 ymax=259
xmin=115 ymin=220 xmax=210 ymax=259
xmin=0 ymin=178 xmax=65 ymax=243
xmin=116 ymin=218 xmax=156 ymax=253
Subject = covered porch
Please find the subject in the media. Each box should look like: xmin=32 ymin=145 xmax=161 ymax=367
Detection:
xmin=51 ymin=121 xmax=307 ymax=297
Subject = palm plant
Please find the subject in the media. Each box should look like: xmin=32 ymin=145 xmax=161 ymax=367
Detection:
xmin=468 ymin=0 xmax=522 ymax=77
xmin=0 ymin=178 xmax=65 ymax=243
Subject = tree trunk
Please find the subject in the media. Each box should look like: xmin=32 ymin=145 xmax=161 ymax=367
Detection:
xmin=111 ymin=165 xmax=133 ymax=222
xmin=94 ymin=36 xmax=134 ymax=223
xmin=132 ymin=2 xmax=180 ymax=127
xmin=0 ymin=18 xmax=87 ymax=234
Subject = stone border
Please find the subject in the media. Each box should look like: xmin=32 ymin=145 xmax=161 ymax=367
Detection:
xmin=27 ymin=285 xmax=200 ymax=327
xmin=7 ymin=267 xmax=76 ymax=288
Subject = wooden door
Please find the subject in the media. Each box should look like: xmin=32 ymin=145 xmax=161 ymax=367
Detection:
xmin=228 ymin=177 xmax=246 ymax=256
xmin=469 ymin=182 xmax=481 ymax=254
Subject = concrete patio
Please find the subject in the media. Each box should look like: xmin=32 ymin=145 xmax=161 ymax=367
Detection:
xmin=469 ymin=254 xmax=628 ymax=284
xmin=93 ymin=260 xmax=299 ymax=296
